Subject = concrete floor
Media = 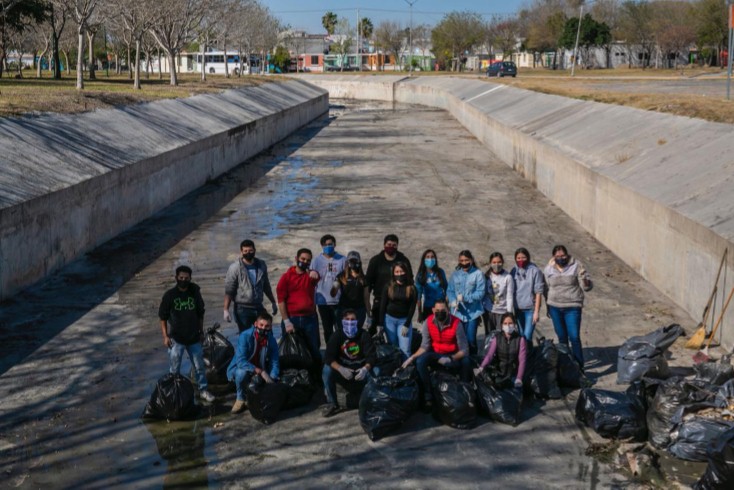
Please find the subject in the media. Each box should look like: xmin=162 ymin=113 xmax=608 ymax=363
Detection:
xmin=0 ymin=101 xmax=701 ymax=489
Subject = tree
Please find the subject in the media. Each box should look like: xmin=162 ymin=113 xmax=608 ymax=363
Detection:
xmin=114 ymin=0 xmax=160 ymax=89
xmin=331 ymin=17 xmax=353 ymax=70
xmin=519 ymin=0 xmax=567 ymax=68
xmin=431 ymin=11 xmax=484 ymax=71
xmin=652 ymin=1 xmax=695 ymax=69
xmin=559 ymin=13 xmax=611 ymax=68
xmin=149 ymin=0 xmax=206 ymax=86
xmin=693 ymin=0 xmax=728 ymax=66
xmin=58 ymin=0 xmax=102 ymax=89
xmin=322 ymin=11 xmax=337 ymax=35
xmin=412 ymin=23 xmax=430 ymax=69
xmin=271 ymin=44 xmax=289 ymax=71
xmin=359 ymin=17 xmax=373 ymax=41
xmin=618 ymin=0 xmax=655 ymax=68
xmin=491 ymin=17 xmax=521 ymax=60
xmin=0 ymin=0 xmax=47 ymax=78
xmin=375 ymin=20 xmax=403 ymax=70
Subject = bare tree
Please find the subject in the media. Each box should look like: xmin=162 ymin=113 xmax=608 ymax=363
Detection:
xmin=412 ymin=23 xmax=430 ymax=70
xmin=114 ymin=0 xmax=160 ymax=88
xmin=331 ymin=18 xmax=353 ymax=70
xmin=651 ymin=1 xmax=695 ymax=69
xmin=149 ymin=0 xmax=206 ymax=85
xmin=375 ymin=21 xmax=403 ymax=70
xmin=60 ymin=0 xmax=101 ymax=89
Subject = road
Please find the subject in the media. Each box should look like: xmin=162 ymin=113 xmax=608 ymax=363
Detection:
xmin=0 ymin=101 xmax=698 ymax=489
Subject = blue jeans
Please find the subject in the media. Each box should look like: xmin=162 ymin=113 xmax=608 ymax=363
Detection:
xmin=283 ymin=314 xmax=321 ymax=364
xmin=516 ymin=309 xmax=535 ymax=343
xmin=230 ymin=368 xmax=255 ymax=402
xmin=384 ymin=314 xmax=412 ymax=360
xmin=461 ymin=317 xmax=480 ymax=355
xmin=234 ymin=304 xmax=263 ymax=333
xmin=548 ymin=306 xmax=583 ymax=366
xmin=415 ymin=351 xmax=471 ymax=402
xmin=322 ymin=364 xmax=377 ymax=405
xmin=169 ymin=340 xmax=208 ymax=391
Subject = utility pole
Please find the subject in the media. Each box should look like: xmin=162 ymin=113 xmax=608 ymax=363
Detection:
xmin=404 ymin=0 xmax=417 ymax=74
xmin=727 ymin=0 xmax=733 ymax=100
xmin=357 ymin=8 xmax=361 ymax=71
xmin=571 ymin=2 xmax=583 ymax=77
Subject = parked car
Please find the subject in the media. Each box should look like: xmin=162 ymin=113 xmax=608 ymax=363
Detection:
xmin=325 ymin=64 xmax=359 ymax=72
xmin=486 ymin=61 xmax=517 ymax=78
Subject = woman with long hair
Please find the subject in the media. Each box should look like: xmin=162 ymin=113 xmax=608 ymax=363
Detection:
xmin=331 ymin=251 xmax=371 ymax=328
xmin=379 ymin=262 xmax=417 ymax=359
xmin=415 ymin=249 xmax=448 ymax=323
xmin=447 ymin=250 xmax=486 ymax=355
xmin=482 ymin=251 xmax=514 ymax=339
xmin=510 ymin=247 xmax=544 ymax=342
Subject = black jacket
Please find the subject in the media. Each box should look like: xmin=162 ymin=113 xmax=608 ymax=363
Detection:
xmin=158 ymin=283 xmax=205 ymax=345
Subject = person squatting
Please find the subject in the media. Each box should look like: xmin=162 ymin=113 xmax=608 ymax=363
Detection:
xmin=158 ymin=234 xmax=592 ymax=416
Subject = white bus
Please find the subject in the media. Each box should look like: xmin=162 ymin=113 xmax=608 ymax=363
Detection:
xmin=186 ymin=51 xmax=259 ymax=75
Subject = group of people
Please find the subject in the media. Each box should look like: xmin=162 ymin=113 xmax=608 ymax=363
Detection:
xmin=157 ymin=233 xmax=592 ymax=415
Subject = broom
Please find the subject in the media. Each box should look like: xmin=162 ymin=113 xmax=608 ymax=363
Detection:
xmin=686 ymin=249 xmax=728 ymax=349
xmin=693 ymin=286 xmax=734 ymax=364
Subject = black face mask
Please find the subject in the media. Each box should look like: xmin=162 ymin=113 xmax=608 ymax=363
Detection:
xmin=256 ymin=327 xmax=269 ymax=337
xmin=393 ymin=274 xmax=406 ymax=283
xmin=348 ymin=261 xmax=360 ymax=270
xmin=435 ymin=310 xmax=448 ymax=322
xmin=176 ymin=279 xmax=190 ymax=289
xmin=242 ymin=252 xmax=255 ymax=261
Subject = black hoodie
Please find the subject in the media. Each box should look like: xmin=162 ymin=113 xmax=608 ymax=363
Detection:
xmin=158 ymin=283 xmax=206 ymax=345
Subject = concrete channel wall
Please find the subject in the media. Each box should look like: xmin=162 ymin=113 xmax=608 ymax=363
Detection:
xmin=0 ymin=80 xmax=328 ymax=300
xmin=300 ymin=74 xmax=734 ymax=348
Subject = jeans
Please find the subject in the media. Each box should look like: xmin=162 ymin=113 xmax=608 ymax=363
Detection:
xmin=322 ymin=364 xmax=376 ymax=405
xmin=317 ymin=304 xmax=339 ymax=344
xmin=284 ymin=314 xmax=321 ymax=365
xmin=415 ymin=351 xmax=471 ymax=401
xmin=169 ymin=340 xmax=208 ymax=391
xmin=515 ymin=309 xmax=535 ymax=343
xmin=384 ymin=314 xmax=412 ymax=360
xmin=234 ymin=304 xmax=263 ymax=333
xmin=337 ymin=307 xmax=367 ymax=329
xmin=548 ymin=306 xmax=583 ymax=366
xmin=230 ymin=367 xmax=255 ymax=401
xmin=461 ymin=317 xmax=480 ymax=355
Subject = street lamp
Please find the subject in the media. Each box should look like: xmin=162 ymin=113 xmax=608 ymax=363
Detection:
xmin=404 ymin=0 xmax=418 ymax=74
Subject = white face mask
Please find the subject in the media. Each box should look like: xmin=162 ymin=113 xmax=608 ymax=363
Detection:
xmin=502 ymin=323 xmax=516 ymax=335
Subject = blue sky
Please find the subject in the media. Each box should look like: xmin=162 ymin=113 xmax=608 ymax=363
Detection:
xmin=265 ymin=1 xmax=525 ymax=33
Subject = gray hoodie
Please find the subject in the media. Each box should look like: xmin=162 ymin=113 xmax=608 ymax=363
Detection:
xmin=224 ymin=257 xmax=273 ymax=307
xmin=543 ymin=257 xmax=591 ymax=308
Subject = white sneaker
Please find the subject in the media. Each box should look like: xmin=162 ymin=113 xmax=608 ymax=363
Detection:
xmin=199 ymin=390 xmax=215 ymax=403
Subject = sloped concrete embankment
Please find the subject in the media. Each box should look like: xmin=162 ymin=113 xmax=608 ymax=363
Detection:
xmin=0 ymin=80 xmax=328 ymax=300
xmin=300 ymin=74 xmax=734 ymax=348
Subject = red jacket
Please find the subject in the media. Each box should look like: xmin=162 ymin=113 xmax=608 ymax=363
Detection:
xmin=427 ymin=314 xmax=461 ymax=354
xmin=277 ymin=266 xmax=318 ymax=317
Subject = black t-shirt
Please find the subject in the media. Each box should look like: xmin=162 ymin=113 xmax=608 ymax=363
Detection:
xmin=365 ymin=251 xmax=413 ymax=301
xmin=338 ymin=275 xmax=366 ymax=309
xmin=379 ymin=283 xmax=417 ymax=322
xmin=324 ymin=329 xmax=377 ymax=370
xmin=158 ymin=283 xmax=205 ymax=345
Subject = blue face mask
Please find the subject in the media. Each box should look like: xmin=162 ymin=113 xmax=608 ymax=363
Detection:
xmin=323 ymin=245 xmax=335 ymax=256
xmin=424 ymin=258 xmax=436 ymax=269
xmin=342 ymin=319 xmax=359 ymax=337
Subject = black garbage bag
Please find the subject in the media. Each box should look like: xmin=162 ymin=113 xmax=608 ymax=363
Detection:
xmin=524 ymin=338 xmax=562 ymax=400
xmin=280 ymin=369 xmax=317 ymax=410
xmin=694 ymin=358 xmax=734 ymax=387
xmin=715 ymin=380 xmax=734 ymax=407
xmin=358 ymin=370 xmax=420 ymax=441
xmin=431 ymin=371 xmax=477 ymax=429
xmin=246 ymin=375 xmax=289 ymax=424
xmin=668 ymin=404 xmax=734 ymax=462
xmin=200 ymin=323 xmax=235 ymax=385
xmin=556 ymin=343 xmax=592 ymax=389
xmin=475 ymin=372 xmax=522 ymax=425
xmin=694 ymin=427 xmax=734 ymax=490
xmin=375 ymin=338 xmax=403 ymax=377
xmin=617 ymin=324 xmax=684 ymax=384
xmin=278 ymin=332 xmax=313 ymax=370
xmin=142 ymin=373 xmax=199 ymax=421
xmin=411 ymin=328 xmax=422 ymax=355
xmin=647 ymin=377 xmax=714 ymax=449
xmin=575 ymin=384 xmax=647 ymax=440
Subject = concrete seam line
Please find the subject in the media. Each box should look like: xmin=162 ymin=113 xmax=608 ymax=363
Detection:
xmin=465 ymin=85 xmax=506 ymax=103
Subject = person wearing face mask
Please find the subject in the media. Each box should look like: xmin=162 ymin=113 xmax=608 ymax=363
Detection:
xmin=227 ymin=312 xmax=280 ymax=414
xmin=277 ymin=249 xmax=321 ymax=365
xmin=321 ymin=310 xmax=378 ymax=417
xmin=474 ymin=313 xmax=527 ymax=390
xmin=482 ymin=252 xmax=514 ymax=339
xmin=415 ymin=249 xmax=448 ymax=324
xmin=446 ymin=250 xmax=486 ymax=356
xmin=365 ymin=234 xmax=413 ymax=332
xmin=223 ymin=239 xmax=278 ymax=333
xmin=402 ymin=298 xmax=471 ymax=410
xmin=159 ymin=265 xmax=215 ymax=403
xmin=311 ymin=234 xmax=346 ymax=344
xmin=379 ymin=262 xmax=418 ymax=359
xmin=331 ymin=251 xmax=371 ymax=328
xmin=510 ymin=247 xmax=545 ymax=343
xmin=543 ymin=244 xmax=592 ymax=367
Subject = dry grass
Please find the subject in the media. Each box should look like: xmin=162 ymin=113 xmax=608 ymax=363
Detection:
xmin=0 ymin=72 xmax=283 ymax=118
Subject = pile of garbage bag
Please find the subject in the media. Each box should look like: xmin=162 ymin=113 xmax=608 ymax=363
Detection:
xmin=359 ymin=367 xmax=420 ymax=441
xmin=278 ymin=332 xmax=313 ymax=370
xmin=431 ymin=371 xmax=477 ymax=429
xmin=246 ymin=374 xmax=289 ymax=424
xmin=374 ymin=334 xmax=403 ymax=377
xmin=142 ymin=373 xmax=200 ymax=421
xmin=617 ymin=324 xmax=683 ymax=384
xmin=694 ymin=426 xmax=734 ymax=489
xmin=280 ymin=369 xmax=317 ymax=410
xmin=475 ymin=371 xmax=522 ymax=426
xmin=575 ymin=382 xmax=648 ymax=441
xmin=200 ymin=323 xmax=235 ymax=385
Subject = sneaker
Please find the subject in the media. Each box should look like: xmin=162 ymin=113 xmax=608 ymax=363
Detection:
xmin=231 ymin=399 xmax=246 ymax=414
xmin=321 ymin=403 xmax=340 ymax=418
xmin=199 ymin=390 xmax=215 ymax=403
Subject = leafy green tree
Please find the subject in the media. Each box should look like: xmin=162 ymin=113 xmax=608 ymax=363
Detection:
xmin=693 ymin=0 xmax=728 ymax=66
xmin=431 ymin=11 xmax=484 ymax=71
xmin=0 ymin=0 xmax=47 ymax=78
xmin=359 ymin=17 xmax=373 ymax=40
xmin=322 ymin=11 xmax=337 ymax=35
xmin=559 ymin=13 xmax=611 ymax=69
xmin=272 ymin=44 xmax=290 ymax=72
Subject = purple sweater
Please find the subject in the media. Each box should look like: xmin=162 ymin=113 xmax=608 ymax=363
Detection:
xmin=480 ymin=334 xmax=528 ymax=382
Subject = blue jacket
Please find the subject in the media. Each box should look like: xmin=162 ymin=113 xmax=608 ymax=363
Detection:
xmin=227 ymin=327 xmax=280 ymax=380
xmin=447 ymin=266 xmax=486 ymax=322
xmin=415 ymin=268 xmax=448 ymax=309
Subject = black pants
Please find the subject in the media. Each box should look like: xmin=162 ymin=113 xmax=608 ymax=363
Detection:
xmin=318 ymin=304 xmax=339 ymax=344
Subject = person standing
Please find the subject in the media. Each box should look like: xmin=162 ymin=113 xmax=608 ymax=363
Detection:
xmin=544 ymin=245 xmax=592 ymax=367
xmin=311 ymin=234 xmax=346 ymax=344
xmin=379 ymin=262 xmax=418 ymax=359
xmin=510 ymin=247 xmax=544 ymax=343
xmin=277 ymin=248 xmax=321 ymax=363
xmin=331 ymin=251 xmax=371 ymax=328
xmin=415 ymin=249 xmax=448 ymax=323
xmin=223 ymin=239 xmax=278 ymax=333
xmin=474 ymin=313 xmax=528 ymax=390
xmin=447 ymin=250 xmax=486 ymax=356
xmin=366 ymin=234 xmax=413 ymax=330
xmin=227 ymin=312 xmax=280 ymax=414
xmin=159 ymin=265 xmax=215 ymax=403
xmin=482 ymin=252 xmax=514 ymax=337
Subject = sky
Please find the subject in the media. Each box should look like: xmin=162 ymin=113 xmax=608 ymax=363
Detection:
xmin=264 ymin=1 xmax=526 ymax=33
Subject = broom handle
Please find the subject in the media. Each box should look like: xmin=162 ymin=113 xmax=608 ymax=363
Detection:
xmin=706 ymin=286 xmax=734 ymax=349
xmin=705 ymin=249 xmax=728 ymax=324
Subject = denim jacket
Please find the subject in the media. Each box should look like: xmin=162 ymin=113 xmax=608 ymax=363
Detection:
xmin=227 ymin=326 xmax=280 ymax=380
xmin=446 ymin=266 xmax=486 ymax=322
